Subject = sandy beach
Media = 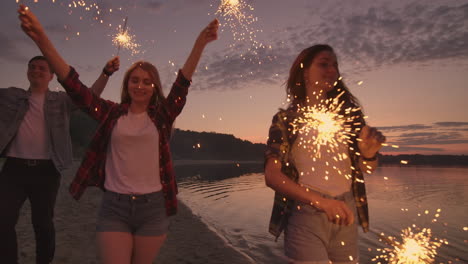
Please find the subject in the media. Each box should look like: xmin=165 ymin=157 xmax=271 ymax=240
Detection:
xmin=15 ymin=163 xmax=252 ymax=264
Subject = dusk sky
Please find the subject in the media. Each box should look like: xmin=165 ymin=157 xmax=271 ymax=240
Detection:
xmin=1 ymin=0 xmax=467 ymax=155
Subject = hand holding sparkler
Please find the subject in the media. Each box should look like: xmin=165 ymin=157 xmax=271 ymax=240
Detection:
xmin=112 ymin=17 xmax=141 ymax=56
xmin=18 ymin=4 xmax=45 ymax=44
xmin=358 ymin=125 xmax=386 ymax=160
xmin=181 ymin=19 xmax=219 ymax=80
xmin=196 ymin=19 xmax=219 ymax=46
xmin=18 ymin=4 xmax=70 ymax=81
xmin=102 ymin=56 xmax=120 ymax=77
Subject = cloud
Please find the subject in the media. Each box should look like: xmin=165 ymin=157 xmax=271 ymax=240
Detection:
xmin=145 ymin=1 xmax=164 ymax=13
xmin=195 ymin=1 xmax=468 ymax=91
xmin=0 ymin=33 xmax=29 ymax=63
xmin=379 ymin=121 xmax=468 ymax=149
xmin=382 ymin=145 xmax=445 ymax=153
xmin=76 ymin=64 xmax=100 ymax=73
xmin=377 ymin=124 xmax=432 ymax=132
xmin=434 ymin=122 xmax=468 ymax=127
xmin=395 ymin=132 xmax=468 ymax=145
xmin=193 ymin=43 xmax=292 ymax=90
xmin=398 ymin=132 xmax=438 ymax=138
xmin=296 ymin=1 xmax=468 ymax=71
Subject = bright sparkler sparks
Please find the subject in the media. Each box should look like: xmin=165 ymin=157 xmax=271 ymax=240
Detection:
xmin=112 ymin=26 xmax=140 ymax=56
xmin=213 ymin=0 xmax=266 ymax=63
xmin=291 ymin=90 xmax=359 ymax=159
xmin=373 ymin=227 xmax=446 ymax=264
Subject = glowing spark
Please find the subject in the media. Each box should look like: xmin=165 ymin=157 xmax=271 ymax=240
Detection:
xmin=214 ymin=0 xmax=265 ymax=63
xmin=291 ymin=91 xmax=359 ymax=158
xmin=400 ymin=160 xmax=409 ymax=164
xmin=112 ymin=19 xmax=140 ymax=56
xmin=373 ymin=227 xmax=446 ymax=264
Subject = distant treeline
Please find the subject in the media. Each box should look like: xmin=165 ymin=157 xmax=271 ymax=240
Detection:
xmin=379 ymin=154 xmax=468 ymax=167
xmin=70 ymin=112 xmax=468 ymax=166
xmin=70 ymin=111 xmax=265 ymax=161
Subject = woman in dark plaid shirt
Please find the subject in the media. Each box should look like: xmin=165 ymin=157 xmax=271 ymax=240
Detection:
xmin=265 ymin=45 xmax=386 ymax=263
xmin=19 ymin=4 xmax=218 ymax=263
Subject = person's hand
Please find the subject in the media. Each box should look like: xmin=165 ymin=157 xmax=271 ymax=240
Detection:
xmin=196 ymin=19 xmax=219 ymax=46
xmin=315 ymin=197 xmax=354 ymax=226
xmin=18 ymin=4 xmax=45 ymax=43
xmin=103 ymin=56 xmax=120 ymax=76
xmin=358 ymin=125 xmax=386 ymax=159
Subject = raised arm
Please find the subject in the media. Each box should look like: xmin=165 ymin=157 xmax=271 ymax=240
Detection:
xmin=18 ymin=4 xmax=70 ymax=82
xmin=162 ymin=19 xmax=219 ymax=121
xmin=90 ymin=56 xmax=120 ymax=96
xmin=18 ymin=5 xmax=115 ymax=120
xmin=181 ymin=19 xmax=219 ymax=80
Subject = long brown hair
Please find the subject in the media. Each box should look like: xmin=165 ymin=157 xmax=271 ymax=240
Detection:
xmin=286 ymin=45 xmax=360 ymax=111
xmin=121 ymin=61 xmax=164 ymax=105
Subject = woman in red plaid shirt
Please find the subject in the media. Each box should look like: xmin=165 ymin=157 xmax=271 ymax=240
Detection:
xmin=18 ymin=4 xmax=218 ymax=263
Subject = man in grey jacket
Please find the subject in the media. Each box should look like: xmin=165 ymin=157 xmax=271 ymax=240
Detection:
xmin=0 ymin=55 xmax=118 ymax=264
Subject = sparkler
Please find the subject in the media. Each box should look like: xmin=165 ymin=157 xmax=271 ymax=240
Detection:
xmin=116 ymin=16 xmax=128 ymax=55
xmin=291 ymin=90 xmax=359 ymax=159
xmin=112 ymin=16 xmax=140 ymax=56
xmin=213 ymin=0 xmax=265 ymax=62
xmin=372 ymin=226 xmax=446 ymax=264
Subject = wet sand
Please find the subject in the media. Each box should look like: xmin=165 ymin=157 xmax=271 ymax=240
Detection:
xmin=16 ymin=164 xmax=251 ymax=264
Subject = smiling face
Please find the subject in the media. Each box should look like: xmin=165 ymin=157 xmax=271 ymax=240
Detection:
xmin=127 ymin=67 xmax=155 ymax=105
xmin=121 ymin=61 xmax=163 ymax=107
xmin=305 ymin=50 xmax=339 ymax=94
xmin=27 ymin=58 xmax=53 ymax=88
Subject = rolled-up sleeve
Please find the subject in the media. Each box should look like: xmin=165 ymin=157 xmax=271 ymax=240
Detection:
xmin=265 ymin=113 xmax=285 ymax=163
xmin=59 ymin=66 xmax=114 ymax=121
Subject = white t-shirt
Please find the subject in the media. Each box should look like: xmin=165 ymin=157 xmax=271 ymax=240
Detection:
xmin=104 ymin=111 xmax=162 ymax=194
xmin=7 ymin=92 xmax=50 ymax=159
xmin=291 ymin=128 xmax=352 ymax=197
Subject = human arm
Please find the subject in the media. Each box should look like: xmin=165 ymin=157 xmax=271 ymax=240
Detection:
xmin=18 ymin=5 xmax=114 ymax=120
xmin=357 ymin=125 xmax=386 ymax=173
xmin=90 ymin=56 xmax=120 ymax=96
xmin=265 ymin=158 xmax=354 ymax=226
xmin=18 ymin=4 xmax=70 ymax=82
xmin=181 ymin=19 xmax=219 ymax=80
xmin=163 ymin=19 xmax=219 ymax=120
xmin=264 ymin=113 xmax=354 ymax=226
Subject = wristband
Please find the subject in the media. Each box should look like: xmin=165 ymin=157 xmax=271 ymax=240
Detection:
xmin=103 ymin=68 xmax=113 ymax=77
xmin=361 ymin=152 xmax=379 ymax=161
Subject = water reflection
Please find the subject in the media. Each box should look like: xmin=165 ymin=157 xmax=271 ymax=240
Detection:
xmin=175 ymin=164 xmax=468 ymax=264
xmin=176 ymin=161 xmax=264 ymax=201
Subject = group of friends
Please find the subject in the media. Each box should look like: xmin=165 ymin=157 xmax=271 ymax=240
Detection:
xmin=0 ymin=4 xmax=385 ymax=264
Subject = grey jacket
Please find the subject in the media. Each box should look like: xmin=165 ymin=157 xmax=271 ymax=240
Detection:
xmin=0 ymin=87 xmax=76 ymax=174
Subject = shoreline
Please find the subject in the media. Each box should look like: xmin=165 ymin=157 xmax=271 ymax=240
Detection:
xmin=15 ymin=163 xmax=252 ymax=264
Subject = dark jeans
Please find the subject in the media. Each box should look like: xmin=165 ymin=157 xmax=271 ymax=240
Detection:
xmin=0 ymin=157 xmax=61 ymax=264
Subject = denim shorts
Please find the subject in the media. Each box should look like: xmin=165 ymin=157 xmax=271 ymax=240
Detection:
xmin=285 ymin=191 xmax=359 ymax=264
xmin=96 ymin=190 xmax=169 ymax=236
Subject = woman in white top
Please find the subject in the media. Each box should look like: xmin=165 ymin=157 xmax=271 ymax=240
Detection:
xmin=265 ymin=45 xmax=386 ymax=264
xmin=18 ymin=4 xmax=218 ymax=263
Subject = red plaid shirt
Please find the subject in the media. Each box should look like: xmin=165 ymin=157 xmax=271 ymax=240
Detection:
xmin=59 ymin=67 xmax=191 ymax=216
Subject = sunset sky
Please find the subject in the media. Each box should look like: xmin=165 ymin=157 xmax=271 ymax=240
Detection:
xmin=1 ymin=0 xmax=467 ymax=155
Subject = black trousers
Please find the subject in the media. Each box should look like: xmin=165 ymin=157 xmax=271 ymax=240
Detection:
xmin=0 ymin=157 xmax=61 ymax=264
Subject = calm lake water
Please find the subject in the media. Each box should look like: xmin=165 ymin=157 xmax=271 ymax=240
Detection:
xmin=175 ymin=163 xmax=468 ymax=264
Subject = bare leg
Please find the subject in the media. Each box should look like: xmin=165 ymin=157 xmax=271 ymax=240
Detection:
xmin=131 ymin=234 xmax=167 ymax=264
xmin=97 ymin=232 xmax=133 ymax=264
